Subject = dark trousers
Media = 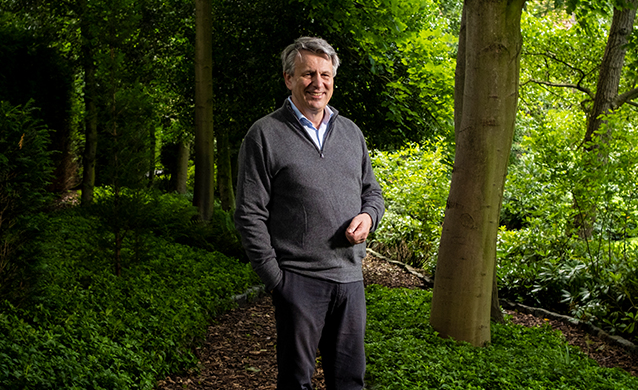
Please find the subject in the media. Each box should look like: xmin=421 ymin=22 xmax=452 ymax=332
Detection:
xmin=272 ymin=270 xmax=366 ymax=390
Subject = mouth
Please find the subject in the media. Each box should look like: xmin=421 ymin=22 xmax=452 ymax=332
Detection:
xmin=307 ymin=91 xmax=324 ymax=99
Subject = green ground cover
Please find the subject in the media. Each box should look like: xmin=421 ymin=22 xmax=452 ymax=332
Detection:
xmin=0 ymin=206 xmax=260 ymax=389
xmin=365 ymin=285 xmax=638 ymax=390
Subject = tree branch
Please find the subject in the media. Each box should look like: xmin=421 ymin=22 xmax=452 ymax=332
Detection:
xmin=613 ymin=86 xmax=638 ymax=109
xmin=523 ymin=79 xmax=594 ymax=98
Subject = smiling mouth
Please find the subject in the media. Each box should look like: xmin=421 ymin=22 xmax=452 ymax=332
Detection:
xmin=308 ymin=92 xmax=324 ymax=98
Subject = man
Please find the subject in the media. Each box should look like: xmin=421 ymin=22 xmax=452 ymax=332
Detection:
xmin=234 ymin=36 xmax=384 ymax=390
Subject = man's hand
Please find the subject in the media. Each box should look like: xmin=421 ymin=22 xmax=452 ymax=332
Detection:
xmin=346 ymin=213 xmax=372 ymax=245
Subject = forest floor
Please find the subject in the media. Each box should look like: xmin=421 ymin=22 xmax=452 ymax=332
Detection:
xmin=156 ymin=255 xmax=638 ymax=390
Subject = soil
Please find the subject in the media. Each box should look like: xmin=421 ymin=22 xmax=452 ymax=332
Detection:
xmin=156 ymin=255 xmax=638 ymax=390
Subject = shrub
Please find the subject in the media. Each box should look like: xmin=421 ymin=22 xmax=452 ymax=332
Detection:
xmin=371 ymin=142 xmax=450 ymax=270
xmin=0 ymin=100 xmax=54 ymax=302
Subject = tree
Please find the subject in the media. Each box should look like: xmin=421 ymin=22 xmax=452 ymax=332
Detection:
xmin=216 ymin=129 xmax=234 ymax=211
xmin=575 ymin=0 xmax=637 ymax=237
xmin=429 ymin=0 xmax=525 ymax=346
xmin=193 ymin=0 xmax=214 ymax=221
xmin=79 ymin=0 xmax=99 ymax=205
xmin=520 ymin=0 xmax=638 ymax=239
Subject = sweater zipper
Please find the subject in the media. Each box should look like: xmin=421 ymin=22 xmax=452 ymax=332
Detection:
xmin=286 ymin=102 xmax=334 ymax=158
xmin=320 ymin=117 xmax=337 ymax=159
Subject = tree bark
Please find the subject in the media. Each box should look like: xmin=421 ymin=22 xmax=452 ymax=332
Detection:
xmin=80 ymin=0 xmax=98 ymax=206
xmin=430 ymin=0 xmax=524 ymax=347
xmin=216 ymin=127 xmax=235 ymax=211
xmin=193 ymin=0 xmax=215 ymax=221
xmin=50 ymin=126 xmax=76 ymax=193
xmin=175 ymin=141 xmax=190 ymax=194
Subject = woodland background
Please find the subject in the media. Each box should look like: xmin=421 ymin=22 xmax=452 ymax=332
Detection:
xmin=1 ymin=0 xmax=638 ymax=388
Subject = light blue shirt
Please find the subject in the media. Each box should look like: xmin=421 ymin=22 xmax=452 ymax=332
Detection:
xmin=288 ymin=97 xmax=333 ymax=150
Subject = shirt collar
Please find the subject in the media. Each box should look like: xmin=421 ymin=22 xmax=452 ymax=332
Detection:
xmin=288 ymin=96 xmax=333 ymax=129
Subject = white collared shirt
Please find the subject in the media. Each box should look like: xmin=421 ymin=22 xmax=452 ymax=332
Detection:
xmin=288 ymin=97 xmax=333 ymax=150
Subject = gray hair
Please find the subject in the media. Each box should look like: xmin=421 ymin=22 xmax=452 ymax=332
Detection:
xmin=281 ymin=36 xmax=340 ymax=77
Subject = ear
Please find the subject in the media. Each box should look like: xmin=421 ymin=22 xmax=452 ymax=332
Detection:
xmin=284 ymin=72 xmax=293 ymax=91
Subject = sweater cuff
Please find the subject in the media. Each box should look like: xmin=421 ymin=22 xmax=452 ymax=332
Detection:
xmin=360 ymin=207 xmax=380 ymax=232
xmin=252 ymin=258 xmax=283 ymax=291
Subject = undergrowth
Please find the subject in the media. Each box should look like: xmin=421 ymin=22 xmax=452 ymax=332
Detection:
xmin=0 ymin=205 xmax=260 ymax=389
xmin=365 ymin=285 xmax=638 ymax=389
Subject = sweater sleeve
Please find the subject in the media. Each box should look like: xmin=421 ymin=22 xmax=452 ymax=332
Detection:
xmin=359 ymin=134 xmax=385 ymax=233
xmin=234 ymin=132 xmax=282 ymax=291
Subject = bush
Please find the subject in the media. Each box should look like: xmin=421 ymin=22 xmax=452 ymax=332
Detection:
xmin=0 ymin=100 xmax=54 ymax=302
xmin=371 ymin=142 xmax=450 ymax=270
xmin=89 ymin=188 xmax=246 ymax=271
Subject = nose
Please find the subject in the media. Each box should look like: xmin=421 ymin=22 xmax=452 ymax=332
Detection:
xmin=310 ymin=73 xmax=321 ymax=87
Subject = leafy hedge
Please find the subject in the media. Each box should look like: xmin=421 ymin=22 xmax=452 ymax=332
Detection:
xmin=0 ymin=206 xmax=260 ymax=389
xmin=365 ymin=286 xmax=638 ymax=389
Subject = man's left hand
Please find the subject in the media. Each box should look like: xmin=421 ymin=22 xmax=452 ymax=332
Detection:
xmin=346 ymin=213 xmax=372 ymax=245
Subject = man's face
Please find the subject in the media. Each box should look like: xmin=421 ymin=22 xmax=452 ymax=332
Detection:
xmin=284 ymin=50 xmax=334 ymax=119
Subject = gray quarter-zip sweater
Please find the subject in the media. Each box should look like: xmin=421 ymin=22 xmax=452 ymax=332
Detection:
xmin=234 ymin=100 xmax=385 ymax=291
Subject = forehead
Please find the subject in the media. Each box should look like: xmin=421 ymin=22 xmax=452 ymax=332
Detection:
xmin=294 ymin=50 xmax=333 ymax=73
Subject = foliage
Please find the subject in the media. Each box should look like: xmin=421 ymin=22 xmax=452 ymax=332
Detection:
xmin=0 ymin=22 xmax=74 ymax=143
xmin=498 ymin=105 xmax=638 ymax=338
xmin=90 ymin=188 xmax=245 ymax=269
xmin=371 ymin=142 xmax=450 ymax=270
xmin=0 ymin=100 xmax=54 ymax=302
xmin=365 ymin=285 xmax=638 ymax=389
xmin=0 ymin=207 xmax=260 ymax=389
xmin=2 ymin=0 xmax=196 ymax=195
xmin=519 ymin=7 xmax=607 ymax=117
xmin=172 ymin=203 xmax=248 ymax=262
xmin=299 ymin=0 xmax=457 ymax=149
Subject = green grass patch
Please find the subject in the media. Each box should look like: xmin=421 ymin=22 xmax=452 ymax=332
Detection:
xmin=365 ymin=285 xmax=638 ymax=390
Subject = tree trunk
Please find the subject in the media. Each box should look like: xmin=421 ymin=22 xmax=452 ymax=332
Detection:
xmin=80 ymin=5 xmax=98 ymax=206
xmin=175 ymin=140 xmax=190 ymax=194
xmin=490 ymin=270 xmax=504 ymax=323
xmin=193 ymin=0 xmax=215 ymax=221
xmin=430 ymin=0 xmax=524 ymax=347
xmin=571 ymin=1 xmax=637 ymax=239
xmin=49 ymin=124 xmax=76 ymax=193
xmin=216 ymin=127 xmax=235 ymax=211
xmin=583 ymin=2 xmax=637 ymax=146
